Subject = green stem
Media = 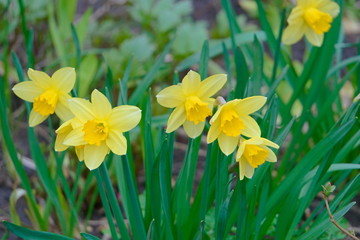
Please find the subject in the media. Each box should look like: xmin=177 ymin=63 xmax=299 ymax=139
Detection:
xmin=94 ymin=169 xmax=119 ymax=240
xmin=99 ymin=163 xmax=131 ymax=240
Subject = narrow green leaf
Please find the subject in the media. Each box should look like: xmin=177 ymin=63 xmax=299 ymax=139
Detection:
xmin=80 ymin=233 xmax=101 ymax=240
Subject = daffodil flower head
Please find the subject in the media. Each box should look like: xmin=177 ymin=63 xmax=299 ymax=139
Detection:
xmin=156 ymin=70 xmax=227 ymax=138
xmin=282 ymin=0 xmax=340 ymax=46
xmin=236 ymin=136 xmax=279 ymax=180
xmin=207 ymin=96 xmax=267 ymax=156
xmin=58 ymin=89 xmax=141 ymax=170
xmin=12 ymin=67 xmax=76 ymax=126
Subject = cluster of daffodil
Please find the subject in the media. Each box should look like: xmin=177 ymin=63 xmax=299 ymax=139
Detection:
xmin=13 ymin=67 xmax=141 ymax=170
xmin=157 ymin=70 xmax=279 ymax=180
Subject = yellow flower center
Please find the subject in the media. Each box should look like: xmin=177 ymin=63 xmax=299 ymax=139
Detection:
xmin=304 ymin=8 xmax=332 ymax=34
xmin=220 ymin=109 xmax=244 ymax=136
xmin=243 ymin=145 xmax=268 ymax=168
xmin=83 ymin=120 xmax=109 ymax=145
xmin=33 ymin=89 xmax=59 ymax=116
xmin=184 ymin=96 xmax=212 ymax=124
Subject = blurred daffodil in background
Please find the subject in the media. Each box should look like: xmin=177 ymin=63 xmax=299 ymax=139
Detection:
xmin=282 ymin=0 xmax=340 ymax=46
xmin=12 ymin=67 xmax=75 ymax=126
xmin=57 ymin=89 xmax=141 ymax=170
xmin=207 ymin=96 xmax=266 ymax=156
xmin=236 ymin=136 xmax=279 ymax=180
xmin=156 ymin=70 xmax=227 ymax=138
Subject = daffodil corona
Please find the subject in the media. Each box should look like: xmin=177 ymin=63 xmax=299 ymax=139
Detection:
xmin=156 ymin=70 xmax=227 ymax=138
xmin=236 ymin=137 xmax=279 ymax=180
xmin=57 ymin=89 xmax=141 ymax=170
xmin=12 ymin=68 xmax=76 ymax=126
xmin=282 ymin=0 xmax=340 ymax=46
xmin=207 ymin=96 xmax=267 ymax=156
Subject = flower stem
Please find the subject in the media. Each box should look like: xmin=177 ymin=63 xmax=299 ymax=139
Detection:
xmin=322 ymin=194 xmax=359 ymax=240
xmin=94 ymin=169 xmax=119 ymax=240
xmin=99 ymin=163 xmax=131 ymax=240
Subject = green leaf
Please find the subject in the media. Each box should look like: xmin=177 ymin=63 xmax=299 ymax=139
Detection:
xmin=80 ymin=233 xmax=101 ymax=240
xmin=3 ymin=221 xmax=74 ymax=240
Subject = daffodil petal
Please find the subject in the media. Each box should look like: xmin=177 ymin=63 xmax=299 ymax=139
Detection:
xmin=27 ymin=68 xmax=51 ymax=89
xmin=282 ymin=22 xmax=306 ymax=45
xmin=84 ymin=143 xmax=109 ymax=170
xmin=51 ymin=67 xmax=76 ymax=93
xmin=55 ymin=94 xmax=73 ymax=121
xmin=305 ymin=29 xmax=324 ymax=47
xmin=263 ymin=146 xmax=277 ymax=162
xmin=261 ymin=138 xmax=279 ymax=149
xmin=166 ymin=106 xmax=186 ymax=133
xmin=207 ymin=119 xmax=221 ymax=143
xmin=235 ymin=96 xmax=267 ymax=115
xmin=55 ymin=132 xmax=70 ymax=151
xmin=183 ymin=120 xmax=205 ymax=138
xmin=29 ymin=109 xmax=47 ymax=127
xmin=209 ymin=105 xmax=223 ymax=124
xmin=244 ymin=137 xmax=263 ymax=145
xmin=109 ymin=105 xmax=141 ymax=132
xmin=198 ymin=74 xmax=227 ymax=98
xmin=91 ymin=89 xmax=112 ymax=119
xmin=68 ymin=98 xmax=95 ymax=122
xmin=241 ymin=116 xmax=261 ymax=137
xmin=287 ymin=6 xmax=304 ymax=23
xmin=218 ymin=133 xmax=239 ymax=156
xmin=63 ymin=127 xmax=87 ymax=146
xmin=75 ymin=146 xmax=84 ymax=161
xmin=106 ymin=130 xmax=127 ymax=156
xmin=156 ymin=85 xmax=184 ymax=108
xmin=317 ymin=0 xmax=340 ymax=17
xmin=239 ymin=158 xmax=254 ymax=180
xmin=181 ymin=70 xmax=201 ymax=95
xmin=236 ymin=140 xmax=246 ymax=160
xmin=12 ymin=81 xmax=43 ymax=102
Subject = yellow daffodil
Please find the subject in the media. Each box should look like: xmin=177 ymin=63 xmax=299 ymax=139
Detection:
xmin=236 ymin=136 xmax=279 ymax=180
xmin=156 ymin=70 xmax=227 ymax=138
xmin=207 ymin=96 xmax=266 ymax=156
xmin=57 ymin=89 xmax=141 ymax=170
xmin=12 ymin=67 xmax=76 ymax=126
xmin=282 ymin=0 xmax=340 ymax=46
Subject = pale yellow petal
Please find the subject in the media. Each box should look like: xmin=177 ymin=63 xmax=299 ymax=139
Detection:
xmin=51 ymin=67 xmax=76 ymax=93
xmin=156 ymin=85 xmax=185 ymax=108
xmin=282 ymin=22 xmax=306 ymax=45
xmin=287 ymin=6 xmax=304 ymax=24
xmin=240 ymin=116 xmax=261 ymax=137
xmin=244 ymin=137 xmax=263 ymax=145
xmin=106 ymin=130 xmax=127 ymax=156
xmin=29 ymin=109 xmax=48 ymax=127
xmin=84 ymin=143 xmax=109 ymax=170
xmin=198 ymin=74 xmax=227 ymax=98
xmin=63 ymin=127 xmax=87 ymax=146
xmin=166 ymin=105 xmax=186 ymax=133
xmin=261 ymin=138 xmax=279 ymax=149
xmin=209 ymin=105 xmax=223 ymax=124
xmin=296 ymin=0 xmax=312 ymax=8
xmin=305 ymin=29 xmax=324 ymax=47
xmin=239 ymin=158 xmax=254 ymax=180
xmin=75 ymin=146 xmax=84 ymax=161
xmin=68 ymin=98 xmax=95 ymax=122
xmin=183 ymin=120 xmax=205 ymax=138
xmin=317 ymin=0 xmax=340 ymax=17
xmin=181 ymin=70 xmax=201 ymax=95
xmin=12 ymin=81 xmax=43 ymax=102
xmin=218 ymin=133 xmax=239 ymax=156
xmin=91 ymin=89 xmax=112 ymax=119
xmin=55 ymin=120 xmax=73 ymax=151
xmin=263 ymin=146 xmax=277 ymax=163
xmin=207 ymin=118 xmax=221 ymax=143
xmin=55 ymin=94 xmax=73 ymax=122
xmin=27 ymin=68 xmax=51 ymax=89
xmin=109 ymin=105 xmax=141 ymax=132
xmin=235 ymin=96 xmax=267 ymax=116
xmin=236 ymin=140 xmax=246 ymax=160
